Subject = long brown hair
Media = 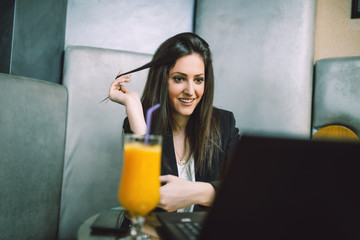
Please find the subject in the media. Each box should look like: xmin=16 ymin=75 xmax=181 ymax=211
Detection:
xmin=120 ymin=32 xmax=221 ymax=176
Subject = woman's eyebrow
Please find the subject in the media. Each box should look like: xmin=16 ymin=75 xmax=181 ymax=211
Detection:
xmin=195 ymin=73 xmax=205 ymax=77
xmin=170 ymin=72 xmax=205 ymax=76
xmin=170 ymin=72 xmax=187 ymax=76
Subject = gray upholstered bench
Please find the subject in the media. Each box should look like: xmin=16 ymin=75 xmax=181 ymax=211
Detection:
xmin=1 ymin=50 xmax=360 ymax=240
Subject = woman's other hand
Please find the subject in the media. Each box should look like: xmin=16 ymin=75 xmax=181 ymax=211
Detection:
xmin=158 ymin=175 xmax=215 ymax=212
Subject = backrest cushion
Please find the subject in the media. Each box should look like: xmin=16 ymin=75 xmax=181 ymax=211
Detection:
xmin=195 ymin=0 xmax=317 ymax=138
xmin=60 ymin=46 xmax=151 ymax=239
xmin=0 ymin=73 xmax=67 ymax=239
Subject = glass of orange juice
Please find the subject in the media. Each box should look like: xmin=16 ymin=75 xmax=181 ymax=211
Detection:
xmin=118 ymin=133 xmax=162 ymax=239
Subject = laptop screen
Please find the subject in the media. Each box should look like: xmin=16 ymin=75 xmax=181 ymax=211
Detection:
xmin=199 ymin=135 xmax=360 ymax=240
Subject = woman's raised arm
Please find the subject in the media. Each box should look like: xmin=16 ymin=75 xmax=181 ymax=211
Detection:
xmin=108 ymin=72 xmax=147 ymax=134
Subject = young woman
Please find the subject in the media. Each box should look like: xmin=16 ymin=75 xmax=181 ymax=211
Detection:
xmin=109 ymin=32 xmax=239 ymax=212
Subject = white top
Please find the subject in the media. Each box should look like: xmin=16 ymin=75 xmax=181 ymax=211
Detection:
xmin=176 ymin=156 xmax=195 ymax=212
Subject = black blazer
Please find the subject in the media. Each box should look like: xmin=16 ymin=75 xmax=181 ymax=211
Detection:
xmin=123 ymin=107 xmax=239 ymax=210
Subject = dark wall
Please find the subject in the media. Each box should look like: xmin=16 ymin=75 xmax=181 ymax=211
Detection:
xmin=0 ymin=0 xmax=67 ymax=84
xmin=0 ymin=0 xmax=15 ymax=74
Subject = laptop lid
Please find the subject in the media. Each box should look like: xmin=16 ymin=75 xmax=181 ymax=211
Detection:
xmin=199 ymin=135 xmax=360 ymax=240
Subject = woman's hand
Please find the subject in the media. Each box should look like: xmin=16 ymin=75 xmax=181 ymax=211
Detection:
xmin=108 ymin=71 xmax=147 ymax=134
xmin=158 ymin=175 xmax=215 ymax=212
xmin=109 ymin=72 xmax=140 ymax=107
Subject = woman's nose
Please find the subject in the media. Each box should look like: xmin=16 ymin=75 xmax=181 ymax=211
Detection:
xmin=184 ymin=80 xmax=195 ymax=95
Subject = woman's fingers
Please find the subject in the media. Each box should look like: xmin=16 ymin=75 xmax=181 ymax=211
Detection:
xmin=110 ymin=74 xmax=131 ymax=93
xmin=115 ymin=71 xmax=123 ymax=79
xmin=120 ymin=85 xmax=128 ymax=93
xmin=116 ymin=71 xmax=131 ymax=80
xmin=113 ymin=75 xmax=131 ymax=85
xmin=108 ymin=71 xmax=139 ymax=106
xmin=159 ymin=175 xmax=175 ymax=184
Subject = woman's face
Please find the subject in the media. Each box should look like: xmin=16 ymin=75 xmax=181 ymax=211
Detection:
xmin=167 ymin=53 xmax=205 ymax=121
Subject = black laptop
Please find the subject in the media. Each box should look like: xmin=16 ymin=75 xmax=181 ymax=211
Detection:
xmin=157 ymin=135 xmax=360 ymax=240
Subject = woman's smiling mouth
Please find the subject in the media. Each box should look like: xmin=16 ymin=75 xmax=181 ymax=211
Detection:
xmin=179 ymin=98 xmax=194 ymax=103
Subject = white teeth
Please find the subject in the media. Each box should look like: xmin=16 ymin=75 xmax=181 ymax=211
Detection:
xmin=179 ymin=98 xmax=193 ymax=103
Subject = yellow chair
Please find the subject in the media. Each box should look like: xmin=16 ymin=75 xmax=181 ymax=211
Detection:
xmin=312 ymin=125 xmax=359 ymax=142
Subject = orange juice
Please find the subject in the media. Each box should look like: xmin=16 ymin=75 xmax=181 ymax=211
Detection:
xmin=118 ymin=141 xmax=161 ymax=217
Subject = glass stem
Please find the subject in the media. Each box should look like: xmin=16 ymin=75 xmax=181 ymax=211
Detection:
xmin=130 ymin=218 xmax=137 ymax=238
xmin=137 ymin=216 xmax=146 ymax=238
xmin=130 ymin=216 xmax=146 ymax=239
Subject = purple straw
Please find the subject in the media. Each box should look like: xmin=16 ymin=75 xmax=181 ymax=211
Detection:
xmin=145 ymin=103 xmax=160 ymax=142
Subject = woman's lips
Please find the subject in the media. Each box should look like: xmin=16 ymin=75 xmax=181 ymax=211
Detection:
xmin=179 ymin=98 xmax=195 ymax=105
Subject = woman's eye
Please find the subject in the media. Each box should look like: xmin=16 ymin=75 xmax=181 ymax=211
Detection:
xmin=195 ymin=78 xmax=204 ymax=84
xmin=173 ymin=76 xmax=184 ymax=82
